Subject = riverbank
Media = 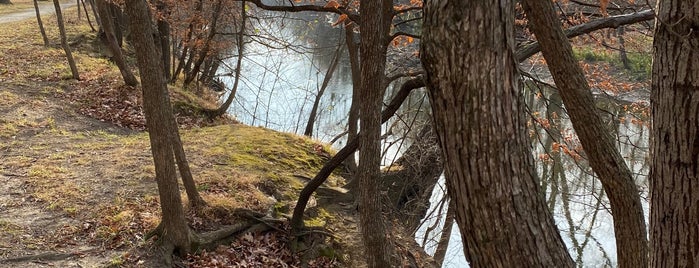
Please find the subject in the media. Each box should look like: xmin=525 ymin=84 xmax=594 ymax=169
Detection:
xmin=0 ymin=5 xmax=357 ymax=267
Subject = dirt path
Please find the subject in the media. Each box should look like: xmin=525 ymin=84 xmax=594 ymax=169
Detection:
xmin=0 ymin=5 xmax=133 ymax=267
xmin=0 ymin=1 xmax=76 ymax=24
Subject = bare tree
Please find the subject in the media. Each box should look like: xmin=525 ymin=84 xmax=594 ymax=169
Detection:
xmin=304 ymin=41 xmax=343 ymax=137
xmin=124 ymin=0 xmax=192 ymax=259
xmin=521 ymin=1 xmax=648 ymax=267
xmin=33 ymin=0 xmax=50 ymax=46
xmin=53 ymin=0 xmax=79 ymax=80
xmin=96 ymin=0 xmax=138 ymax=86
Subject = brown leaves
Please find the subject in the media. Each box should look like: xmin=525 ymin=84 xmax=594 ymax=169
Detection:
xmin=600 ymin=0 xmax=609 ymax=16
xmin=187 ymin=230 xmax=338 ymax=267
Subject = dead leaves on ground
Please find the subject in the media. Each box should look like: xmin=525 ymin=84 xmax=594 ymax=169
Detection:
xmin=187 ymin=230 xmax=338 ymax=268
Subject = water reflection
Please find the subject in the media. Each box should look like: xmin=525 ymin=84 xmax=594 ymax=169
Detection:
xmin=218 ymin=7 xmax=651 ymax=267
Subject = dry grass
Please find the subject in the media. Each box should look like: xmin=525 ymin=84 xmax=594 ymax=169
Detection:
xmin=0 ymin=6 xmax=346 ymax=267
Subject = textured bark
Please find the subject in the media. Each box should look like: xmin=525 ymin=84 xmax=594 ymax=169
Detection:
xmin=124 ymin=0 xmax=192 ymax=255
xmin=521 ymin=1 xmax=648 ymax=267
xmin=53 ymin=0 xmax=80 ymax=80
xmin=421 ymin=0 xmax=574 ymax=266
xmin=357 ymin=0 xmax=395 ymax=263
xmin=650 ymin=0 xmax=699 ymax=266
xmin=343 ymin=26 xmax=360 ymax=177
xmin=157 ymin=12 xmax=171 ymax=81
xmin=433 ymin=200 xmax=454 ymax=267
xmin=96 ymin=0 xmax=138 ymax=87
xmin=33 ymin=0 xmax=49 ymax=46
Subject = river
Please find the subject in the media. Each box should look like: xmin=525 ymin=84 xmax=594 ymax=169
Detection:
xmin=221 ymin=7 xmax=651 ymax=267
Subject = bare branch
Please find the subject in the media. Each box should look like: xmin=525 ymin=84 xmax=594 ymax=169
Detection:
xmin=516 ymin=9 xmax=654 ymax=63
xmin=240 ymin=0 xmax=360 ymax=24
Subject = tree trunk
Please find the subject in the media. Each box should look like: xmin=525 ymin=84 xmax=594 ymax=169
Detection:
xmin=650 ymin=0 xmax=699 ymax=266
xmin=521 ymin=1 xmax=648 ymax=267
xmin=183 ymin=0 xmax=223 ymax=87
xmin=344 ymin=26 xmax=360 ymax=177
xmin=433 ymin=200 xmax=454 ymax=267
xmin=421 ymin=0 xmax=574 ymax=266
xmin=357 ymin=0 xmax=395 ymax=266
xmin=304 ymin=41 xmax=343 ymax=137
xmin=124 ymin=0 xmax=192 ymax=256
xmin=80 ymin=0 xmax=96 ymax=32
xmin=290 ymin=77 xmax=425 ymax=235
xmin=157 ymin=14 xmax=171 ymax=81
xmin=209 ymin=3 xmax=245 ymax=117
xmin=96 ymin=0 xmax=138 ymax=86
xmin=88 ymin=0 xmax=101 ymax=29
xmin=76 ymin=0 xmax=81 ymax=20
xmin=33 ymin=0 xmax=50 ymax=46
xmin=53 ymin=0 xmax=80 ymax=80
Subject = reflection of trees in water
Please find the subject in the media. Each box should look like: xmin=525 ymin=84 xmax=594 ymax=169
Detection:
xmin=526 ymin=79 xmax=649 ymax=267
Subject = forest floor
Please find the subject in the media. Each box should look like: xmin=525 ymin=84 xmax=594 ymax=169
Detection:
xmin=0 ymin=5 xmax=364 ymax=268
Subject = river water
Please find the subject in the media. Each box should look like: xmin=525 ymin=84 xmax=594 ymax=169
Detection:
xmin=221 ymin=8 xmax=650 ymax=267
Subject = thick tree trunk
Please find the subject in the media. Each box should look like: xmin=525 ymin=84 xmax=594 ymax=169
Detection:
xmin=521 ymin=1 xmax=648 ymax=267
xmin=96 ymin=0 xmax=138 ymax=86
xmin=33 ymin=0 xmax=50 ymax=46
xmin=357 ymin=0 xmax=395 ymax=266
xmin=421 ymin=0 xmax=574 ymax=266
xmin=53 ymin=0 xmax=80 ymax=80
xmin=124 ymin=0 xmax=192 ymax=256
xmin=304 ymin=42 xmax=343 ymax=137
xmin=650 ymin=0 xmax=699 ymax=266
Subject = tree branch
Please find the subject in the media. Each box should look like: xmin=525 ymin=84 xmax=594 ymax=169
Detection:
xmin=515 ymin=9 xmax=654 ymax=63
xmin=241 ymin=0 xmax=360 ymax=24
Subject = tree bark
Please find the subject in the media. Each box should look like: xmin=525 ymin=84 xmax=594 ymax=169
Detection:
xmin=96 ymin=0 xmax=138 ymax=87
xmin=343 ymin=26 xmax=360 ymax=177
xmin=53 ymin=0 xmax=80 ymax=80
xmin=521 ymin=1 xmax=648 ymax=267
xmin=433 ymin=200 xmax=454 ymax=267
xmin=80 ymin=0 xmax=96 ymax=32
xmin=157 ymin=6 xmax=171 ymax=81
xmin=357 ymin=0 xmax=396 ymax=265
xmin=421 ymin=0 xmax=574 ymax=266
xmin=124 ymin=0 xmax=192 ymax=256
xmin=33 ymin=0 xmax=50 ymax=46
xmin=650 ymin=0 xmax=699 ymax=266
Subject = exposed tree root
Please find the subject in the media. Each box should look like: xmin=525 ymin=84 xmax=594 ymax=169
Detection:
xmin=0 ymin=248 xmax=99 ymax=263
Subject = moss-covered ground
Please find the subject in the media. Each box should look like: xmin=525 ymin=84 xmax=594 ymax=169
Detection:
xmin=0 ymin=5 xmax=353 ymax=267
